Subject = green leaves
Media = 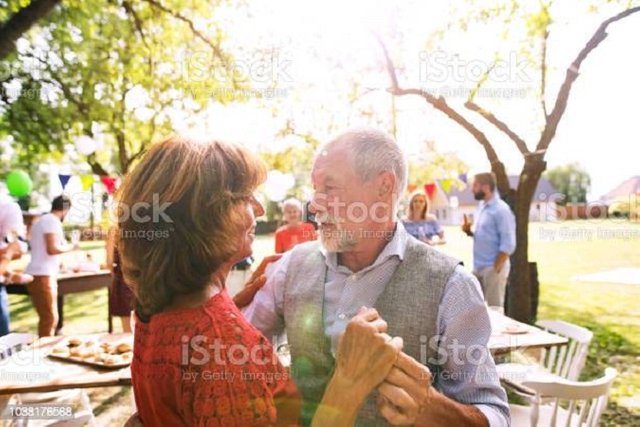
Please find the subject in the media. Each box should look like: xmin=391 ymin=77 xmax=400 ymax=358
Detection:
xmin=1 ymin=0 xmax=241 ymax=175
xmin=407 ymin=141 xmax=468 ymax=189
xmin=545 ymin=162 xmax=591 ymax=205
xmin=524 ymin=3 xmax=552 ymax=38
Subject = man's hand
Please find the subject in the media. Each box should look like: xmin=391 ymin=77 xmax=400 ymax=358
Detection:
xmin=333 ymin=307 xmax=403 ymax=403
xmin=493 ymin=252 xmax=509 ymax=274
xmin=313 ymin=308 xmax=403 ymax=427
xmin=377 ymin=352 xmax=433 ymax=425
xmin=232 ymin=254 xmax=282 ymax=308
xmin=461 ymin=214 xmax=473 ymax=237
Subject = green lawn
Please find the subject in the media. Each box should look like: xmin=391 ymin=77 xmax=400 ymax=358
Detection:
xmin=444 ymin=220 xmax=640 ymax=425
xmin=7 ymin=219 xmax=640 ymax=424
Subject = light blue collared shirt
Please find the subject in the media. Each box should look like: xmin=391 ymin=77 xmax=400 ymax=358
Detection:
xmin=243 ymin=223 xmax=510 ymax=426
xmin=473 ymin=194 xmax=516 ymax=271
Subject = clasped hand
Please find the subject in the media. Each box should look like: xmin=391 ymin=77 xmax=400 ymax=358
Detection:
xmin=335 ymin=308 xmax=433 ymax=425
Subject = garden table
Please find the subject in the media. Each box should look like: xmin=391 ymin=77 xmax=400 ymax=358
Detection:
xmin=6 ymin=270 xmax=114 ymax=333
xmin=488 ymin=310 xmax=568 ymax=355
xmin=0 ymin=333 xmax=132 ymax=396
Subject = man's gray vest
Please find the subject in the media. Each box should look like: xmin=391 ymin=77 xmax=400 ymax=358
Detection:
xmin=282 ymin=238 xmax=461 ymax=426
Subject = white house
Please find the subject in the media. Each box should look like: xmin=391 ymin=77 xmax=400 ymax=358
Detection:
xmin=428 ymin=176 xmax=558 ymax=225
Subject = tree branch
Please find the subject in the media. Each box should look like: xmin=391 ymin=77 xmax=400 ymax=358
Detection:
xmin=23 ymin=52 xmax=91 ymax=116
xmin=140 ymin=0 xmax=230 ymax=68
xmin=378 ymin=39 xmax=500 ymax=163
xmin=130 ymin=145 xmax=147 ymax=164
xmin=0 ymin=0 xmax=61 ymax=60
xmin=467 ymin=60 xmax=496 ymax=103
xmin=377 ymin=36 xmax=512 ymax=198
xmin=87 ymin=155 xmax=109 ymax=176
xmin=540 ymin=28 xmax=549 ymax=119
xmin=464 ymin=100 xmax=530 ymax=154
xmin=121 ymin=0 xmax=151 ymax=51
xmin=537 ymin=6 xmax=640 ymax=152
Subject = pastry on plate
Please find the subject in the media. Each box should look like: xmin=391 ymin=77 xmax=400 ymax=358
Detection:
xmin=51 ymin=346 xmax=70 ymax=357
xmin=116 ymin=342 xmax=133 ymax=353
xmin=103 ymin=355 xmax=123 ymax=366
xmin=68 ymin=337 xmax=83 ymax=346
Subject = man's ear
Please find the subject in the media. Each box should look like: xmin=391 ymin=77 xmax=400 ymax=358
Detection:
xmin=377 ymin=172 xmax=395 ymax=198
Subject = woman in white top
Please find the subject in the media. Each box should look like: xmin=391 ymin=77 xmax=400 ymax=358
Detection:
xmin=25 ymin=195 xmax=77 ymax=336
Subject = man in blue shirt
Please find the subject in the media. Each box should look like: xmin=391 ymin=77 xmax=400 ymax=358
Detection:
xmin=462 ymin=173 xmax=516 ymax=307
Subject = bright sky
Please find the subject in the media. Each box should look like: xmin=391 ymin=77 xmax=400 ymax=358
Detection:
xmin=172 ymin=0 xmax=640 ymax=199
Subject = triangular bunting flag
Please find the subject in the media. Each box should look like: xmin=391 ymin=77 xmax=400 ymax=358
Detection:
xmin=424 ymin=183 xmax=436 ymax=199
xmin=58 ymin=174 xmax=71 ymax=189
xmin=81 ymin=175 xmax=94 ymax=191
xmin=441 ymin=179 xmax=453 ymax=193
xmin=101 ymin=176 xmax=117 ymax=195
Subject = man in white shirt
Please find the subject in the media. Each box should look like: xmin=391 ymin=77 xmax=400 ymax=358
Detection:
xmin=0 ymin=192 xmax=30 ymax=335
xmin=25 ymin=195 xmax=77 ymax=336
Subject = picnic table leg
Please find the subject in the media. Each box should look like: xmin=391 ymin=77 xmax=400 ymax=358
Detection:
xmin=55 ymin=294 xmax=64 ymax=335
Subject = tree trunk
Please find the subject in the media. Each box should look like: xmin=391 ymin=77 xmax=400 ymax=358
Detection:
xmin=509 ymin=198 xmax=532 ymax=322
xmin=507 ymin=157 xmax=547 ymax=323
xmin=0 ymin=0 xmax=61 ymax=60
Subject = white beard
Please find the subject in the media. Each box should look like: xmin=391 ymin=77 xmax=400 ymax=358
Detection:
xmin=319 ymin=223 xmax=357 ymax=253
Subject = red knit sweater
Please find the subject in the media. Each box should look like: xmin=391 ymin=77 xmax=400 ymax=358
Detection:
xmin=132 ymin=289 xmax=300 ymax=426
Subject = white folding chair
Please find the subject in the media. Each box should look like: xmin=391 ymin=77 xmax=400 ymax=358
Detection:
xmin=536 ymin=320 xmax=593 ymax=381
xmin=509 ymin=368 xmax=617 ymax=427
xmin=497 ymin=319 xmax=593 ymax=397
xmin=0 ymin=333 xmax=96 ymax=426
xmin=0 ymin=333 xmax=34 ymax=359
xmin=0 ymin=333 xmax=35 ymax=418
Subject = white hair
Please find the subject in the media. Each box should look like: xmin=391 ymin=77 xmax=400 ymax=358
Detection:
xmin=282 ymin=197 xmax=303 ymax=211
xmin=316 ymin=127 xmax=408 ymax=211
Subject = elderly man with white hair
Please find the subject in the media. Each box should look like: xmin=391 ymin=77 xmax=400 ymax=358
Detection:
xmin=242 ymin=128 xmax=509 ymax=426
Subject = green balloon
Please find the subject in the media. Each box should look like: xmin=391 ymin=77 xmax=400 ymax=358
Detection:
xmin=6 ymin=170 xmax=33 ymax=197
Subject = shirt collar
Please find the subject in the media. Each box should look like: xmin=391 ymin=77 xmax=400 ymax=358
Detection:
xmin=320 ymin=222 xmax=409 ymax=274
xmin=481 ymin=193 xmax=500 ymax=208
xmin=46 ymin=212 xmax=62 ymax=224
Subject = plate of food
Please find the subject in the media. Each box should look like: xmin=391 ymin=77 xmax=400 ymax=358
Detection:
xmin=502 ymin=323 xmax=529 ymax=335
xmin=48 ymin=336 xmax=133 ymax=369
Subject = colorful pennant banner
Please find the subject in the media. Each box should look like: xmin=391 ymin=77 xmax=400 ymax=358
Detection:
xmin=100 ymin=176 xmax=117 ymax=195
xmin=58 ymin=174 xmax=71 ymax=189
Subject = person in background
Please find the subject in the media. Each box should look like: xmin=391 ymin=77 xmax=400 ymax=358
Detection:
xmin=24 ymin=195 xmax=78 ymax=336
xmin=303 ymin=200 xmax=319 ymax=230
xmin=106 ymin=226 xmax=134 ymax=333
xmin=462 ymin=172 xmax=516 ymax=307
xmin=274 ymin=197 xmax=317 ymax=253
xmin=402 ymin=191 xmax=446 ymax=245
xmin=0 ymin=191 xmax=32 ymax=336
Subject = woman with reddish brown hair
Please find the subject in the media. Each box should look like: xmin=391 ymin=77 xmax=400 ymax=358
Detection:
xmin=118 ymin=136 xmax=403 ymax=426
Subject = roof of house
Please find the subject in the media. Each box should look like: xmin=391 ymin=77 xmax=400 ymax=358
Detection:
xmin=601 ymin=176 xmax=640 ymax=201
xmin=446 ymin=175 xmax=558 ymax=206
